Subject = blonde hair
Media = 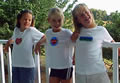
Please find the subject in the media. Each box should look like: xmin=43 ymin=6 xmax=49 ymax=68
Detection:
xmin=72 ymin=3 xmax=96 ymax=31
xmin=48 ymin=7 xmax=64 ymax=24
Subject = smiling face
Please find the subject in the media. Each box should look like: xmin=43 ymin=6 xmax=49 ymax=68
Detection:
xmin=19 ymin=13 xmax=33 ymax=31
xmin=48 ymin=8 xmax=64 ymax=32
xmin=77 ymin=9 xmax=92 ymax=27
xmin=48 ymin=15 xmax=63 ymax=32
xmin=77 ymin=7 xmax=95 ymax=28
xmin=73 ymin=4 xmax=96 ymax=29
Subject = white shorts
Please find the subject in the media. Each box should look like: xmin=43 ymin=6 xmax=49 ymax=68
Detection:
xmin=75 ymin=72 xmax=111 ymax=83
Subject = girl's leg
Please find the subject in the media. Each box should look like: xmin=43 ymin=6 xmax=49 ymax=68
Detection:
xmin=49 ymin=77 xmax=61 ymax=83
xmin=61 ymin=78 xmax=73 ymax=83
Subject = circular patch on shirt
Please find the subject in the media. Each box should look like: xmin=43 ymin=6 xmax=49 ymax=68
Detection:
xmin=50 ymin=37 xmax=58 ymax=46
xmin=15 ymin=38 xmax=22 ymax=45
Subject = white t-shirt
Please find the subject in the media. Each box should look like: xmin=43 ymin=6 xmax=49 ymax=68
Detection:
xmin=75 ymin=26 xmax=113 ymax=75
xmin=12 ymin=27 xmax=44 ymax=68
xmin=45 ymin=28 xmax=74 ymax=69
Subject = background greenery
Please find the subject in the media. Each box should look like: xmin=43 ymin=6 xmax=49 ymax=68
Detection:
xmin=0 ymin=0 xmax=120 ymax=62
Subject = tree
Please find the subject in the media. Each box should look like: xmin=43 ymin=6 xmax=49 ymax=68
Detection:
xmin=0 ymin=0 xmax=56 ymax=39
xmin=0 ymin=0 xmax=75 ymax=39
xmin=91 ymin=8 xmax=108 ymax=21
xmin=62 ymin=0 xmax=77 ymax=31
xmin=105 ymin=11 xmax=120 ymax=41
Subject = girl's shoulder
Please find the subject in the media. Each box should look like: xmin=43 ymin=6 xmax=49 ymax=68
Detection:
xmin=14 ymin=27 xmax=20 ymax=32
xmin=27 ymin=27 xmax=43 ymax=34
xmin=96 ymin=26 xmax=108 ymax=32
xmin=62 ymin=28 xmax=72 ymax=33
xmin=14 ymin=27 xmax=19 ymax=30
xmin=29 ymin=26 xmax=36 ymax=30
xmin=97 ymin=26 xmax=105 ymax=29
xmin=45 ymin=29 xmax=52 ymax=33
xmin=61 ymin=28 xmax=73 ymax=36
xmin=28 ymin=27 xmax=40 ymax=32
xmin=96 ymin=26 xmax=106 ymax=30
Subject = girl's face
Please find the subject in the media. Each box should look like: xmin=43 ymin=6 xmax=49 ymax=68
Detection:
xmin=77 ymin=8 xmax=94 ymax=28
xmin=19 ymin=13 xmax=32 ymax=31
xmin=48 ymin=15 xmax=63 ymax=32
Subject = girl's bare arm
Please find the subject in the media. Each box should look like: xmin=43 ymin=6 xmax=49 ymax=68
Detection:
xmin=34 ymin=35 xmax=46 ymax=54
xmin=4 ymin=39 xmax=14 ymax=53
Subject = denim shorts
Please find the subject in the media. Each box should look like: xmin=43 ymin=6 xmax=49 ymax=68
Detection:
xmin=12 ymin=67 xmax=35 ymax=83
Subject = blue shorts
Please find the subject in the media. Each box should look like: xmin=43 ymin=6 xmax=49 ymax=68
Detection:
xmin=12 ymin=67 xmax=35 ymax=83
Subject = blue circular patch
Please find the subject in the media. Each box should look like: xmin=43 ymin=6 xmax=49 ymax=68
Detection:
xmin=50 ymin=37 xmax=58 ymax=46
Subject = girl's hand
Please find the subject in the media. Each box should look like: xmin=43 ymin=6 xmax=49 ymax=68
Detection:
xmin=72 ymin=55 xmax=75 ymax=65
xmin=34 ymin=35 xmax=46 ymax=54
xmin=3 ymin=39 xmax=13 ymax=53
xmin=118 ymin=48 xmax=120 ymax=56
xmin=3 ymin=44 xmax=9 ymax=53
xmin=71 ymin=31 xmax=80 ymax=42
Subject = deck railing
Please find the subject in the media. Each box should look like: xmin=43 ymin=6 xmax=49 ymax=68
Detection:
xmin=0 ymin=40 xmax=41 ymax=83
xmin=0 ymin=40 xmax=10 ymax=83
xmin=103 ymin=42 xmax=120 ymax=83
xmin=0 ymin=40 xmax=120 ymax=83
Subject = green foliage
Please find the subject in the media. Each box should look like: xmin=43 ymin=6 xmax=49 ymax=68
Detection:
xmin=41 ymin=46 xmax=45 ymax=56
xmin=0 ymin=23 xmax=13 ymax=39
xmin=56 ymin=0 xmax=69 ymax=8
xmin=95 ymin=20 xmax=104 ymax=26
xmin=63 ymin=0 xmax=77 ymax=31
xmin=0 ymin=0 xmax=56 ymax=32
xmin=63 ymin=9 xmax=73 ymax=30
xmin=103 ymin=48 xmax=112 ymax=60
xmin=91 ymin=8 xmax=108 ymax=21
xmin=105 ymin=12 xmax=120 ymax=41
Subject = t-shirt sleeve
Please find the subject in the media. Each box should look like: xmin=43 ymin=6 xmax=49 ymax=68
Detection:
xmin=44 ymin=29 xmax=50 ymax=45
xmin=63 ymin=29 xmax=76 ymax=46
xmin=67 ymin=29 xmax=76 ymax=45
xmin=31 ymin=27 xmax=44 ymax=43
xmin=103 ymin=27 xmax=113 ymax=42
xmin=66 ymin=29 xmax=73 ymax=42
xmin=66 ymin=29 xmax=73 ymax=36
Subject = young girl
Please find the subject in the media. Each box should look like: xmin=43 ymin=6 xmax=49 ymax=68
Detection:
xmin=35 ymin=8 xmax=74 ymax=83
xmin=71 ymin=3 xmax=114 ymax=83
xmin=4 ymin=9 xmax=45 ymax=83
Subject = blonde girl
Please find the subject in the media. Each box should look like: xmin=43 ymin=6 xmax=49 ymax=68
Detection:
xmin=35 ymin=8 xmax=74 ymax=83
xmin=71 ymin=3 xmax=114 ymax=83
